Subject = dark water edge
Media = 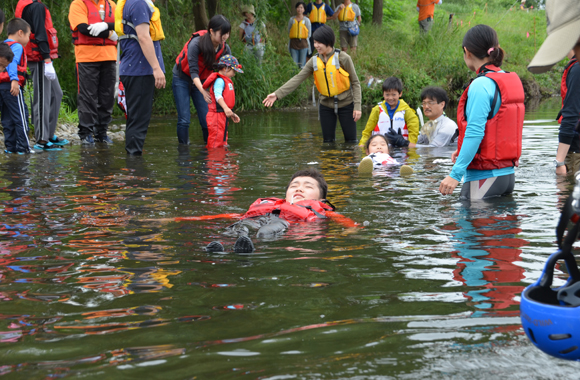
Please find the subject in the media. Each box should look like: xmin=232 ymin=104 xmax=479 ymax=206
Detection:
xmin=1 ymin=97 xmax=580 ymax=379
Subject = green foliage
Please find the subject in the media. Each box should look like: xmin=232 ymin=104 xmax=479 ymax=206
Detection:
xmin=0 ymin=0 xmax=560 ymax=115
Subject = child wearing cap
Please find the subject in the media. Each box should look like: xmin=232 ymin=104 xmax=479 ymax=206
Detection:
xmin=202 ymin=54 xmax=242 ymax=148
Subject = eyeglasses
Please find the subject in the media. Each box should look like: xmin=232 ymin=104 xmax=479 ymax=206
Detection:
xmin=421 ymin=101 xmax=440 ymax=108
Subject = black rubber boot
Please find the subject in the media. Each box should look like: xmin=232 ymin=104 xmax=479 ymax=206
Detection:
xmin=234 ymin=235 xmax=255 ymax=253
xmin=206 ymin=241 xmax=225 ymax=252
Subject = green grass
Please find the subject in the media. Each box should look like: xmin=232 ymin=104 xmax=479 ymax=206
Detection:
xmin=2 ymin=0 xmax=561 ymax=115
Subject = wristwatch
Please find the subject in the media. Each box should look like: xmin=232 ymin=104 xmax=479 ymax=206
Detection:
xmin=554 ymin=159 xmax=566 ymax=168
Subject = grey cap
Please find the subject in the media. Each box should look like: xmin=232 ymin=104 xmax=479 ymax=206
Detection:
xmin=528 ymin=0 xmax=580 ymax=74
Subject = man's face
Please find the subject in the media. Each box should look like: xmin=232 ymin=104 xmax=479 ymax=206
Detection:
xmin=383 ymin=89 xmax=401 ymax=108
xmin=285 ymin=176 xmax=322 ymax=204
xmin=421 ymin=97 xmax=445 ymax=120
xmin=0 ymin=57 xmax=9 ymax=72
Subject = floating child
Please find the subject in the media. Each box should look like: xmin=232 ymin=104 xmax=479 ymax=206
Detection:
xmin=202 ymin=54 xmax=242 ymax=148
xmin=358 ymin=134 xmax=414 ymax=175
xmin=175 ymin=168 xmax=359 ymax=253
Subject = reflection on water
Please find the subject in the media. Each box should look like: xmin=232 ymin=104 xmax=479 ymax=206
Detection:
xmin=1 ymin=98 xmax=579 ymax=378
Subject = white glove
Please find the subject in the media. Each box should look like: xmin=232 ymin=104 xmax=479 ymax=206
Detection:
xmin=44 ymin=61 xmax=56 ymax=81
xmin=417 ymin=6 xmax=420 ymax=11
xmin=108 ymin=31 xmax=118 ymax=42
xmin=88 ymin=22 xmax=108 ymax=36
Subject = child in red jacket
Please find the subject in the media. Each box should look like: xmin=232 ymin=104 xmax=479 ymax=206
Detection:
xmin=203 ymin=54 xmax=242 ymax=148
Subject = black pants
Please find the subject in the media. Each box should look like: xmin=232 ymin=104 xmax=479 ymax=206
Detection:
xmin=76 ymin=61 xmax=116 ymax=138
xmin=120 ymin=75 xmax=155 ymax=155
xmin=319 ymin=102 xmax=357 ymax=142
xmin=0 ymin=86 xmax=30 ymax=153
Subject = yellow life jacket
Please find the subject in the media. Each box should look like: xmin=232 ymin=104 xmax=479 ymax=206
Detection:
xmin=312 ymin=49 xmax=351 ymax=98
xmin=338 ymin=3 xmax=356 ymax=22
xmin=115 ymin=0 xmax=165 ymax=42
xmin=309 ymin=4 xmax=327 ymax=24
xmin=289 ymin=18 xmax=309 ymax=39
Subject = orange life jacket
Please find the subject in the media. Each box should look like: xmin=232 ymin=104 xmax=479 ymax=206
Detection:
xmin=456 ymin=64 xmax=525 ymax=171
xmin=243 ymin=198 xmax=334 ymax=222
xmin=175 ymin=30 xmax=227 ymax=82
xmin=15 ymin=0 xmax=59 ymax=62
xmin=71 ymin=0 xmax=117 ymax=47
xmin=0 ymin=41 xmax=28 ymax=87
xmin=203 ymin=72 xmax=235 ymax=113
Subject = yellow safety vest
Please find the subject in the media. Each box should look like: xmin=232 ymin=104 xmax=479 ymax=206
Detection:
xmin=115 ymin=0 xmax=165 ymax=42
xmin=309 ymin=4 xmax=327 ymax=24
xmin=289 ymin=18 xmax=309 ymax=39
xmin=312 ymin=50 xmax=351 ymax=98
xmin=338 ymin=4 xmax=356 ymax=22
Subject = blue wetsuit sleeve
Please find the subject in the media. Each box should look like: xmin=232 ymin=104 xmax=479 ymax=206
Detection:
xmin=7 ymin=42 xmax=23 ymax=82
xmin=449 ymin=77 xmax=500 ymax=182
xmin=213 ymin=77 xmax=225 ymax=100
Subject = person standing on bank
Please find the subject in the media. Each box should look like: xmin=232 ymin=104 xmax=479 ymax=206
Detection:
xmin=335 ymin=0 xmax=361 ymax=54
xmin=288 ymin=2 xmax=311 ymax=69
xmin=262 ymin=25 xmax=362 ymax=143
xmin=439 ymin=25 xmax=524 ymax=200
xmin=15 ymin=0 xmax=65 ymax=151
xmin=527 ymin=1 xmax=580 ymax=175
xmin=304 ymin=0 xmax=336 ymax=58
xmin=417 ymin=0 xmax=442 ymax=34
xmin=117 ymin=0 xmax=166 ymax=155
xmin=173 ymin=15 xmax=231 ymax=144
xmin=239 ymin=5 xmax=266 ymax=63
xmin=69 ymin=0 xmax=118 ymax=145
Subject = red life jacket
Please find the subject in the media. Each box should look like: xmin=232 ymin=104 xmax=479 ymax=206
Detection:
xmin=203 ymin=72 xmax=235 ymax=112
xmin=242 ymin=198 xmax=335 ymax=222
xmin=175 ymin=30 xmax=227 ymax=82
xmin=15 ymin=0 xmax=59 ymax=62
xmin=71 ymin=0 xmax=116 ymax=47
xmin=456 ymin=64 xmax=525 ymax=171
xmin=0 ymin=41 xmax=28 ymax=87
xmin=558 ymin=57 xmax=578 ymax=124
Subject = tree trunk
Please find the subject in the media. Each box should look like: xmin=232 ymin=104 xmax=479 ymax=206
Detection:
xmin=372 ymin=0 xmax=383 ymax=25
xmin=207 ymin=0 xmax=219 ymax=18
xmin=192 ymin=0 xmax=209 ymax=31
xmin=290 ymin=0 xmax=300 ymax=15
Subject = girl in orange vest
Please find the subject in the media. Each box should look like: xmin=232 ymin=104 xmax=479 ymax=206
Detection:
xmin=202 ymin=54 xmax=242 ymax=149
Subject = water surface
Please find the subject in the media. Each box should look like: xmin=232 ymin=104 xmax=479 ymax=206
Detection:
xmin=1 ymin=97 xmax=578 ymax=379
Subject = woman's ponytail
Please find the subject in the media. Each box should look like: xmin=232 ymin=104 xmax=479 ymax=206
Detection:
xmin=463 ymin=24 xmax=504 ymax=67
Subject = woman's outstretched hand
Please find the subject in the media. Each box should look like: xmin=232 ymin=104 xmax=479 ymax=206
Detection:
xmin=263 ymin=93 xmax=278 ymax=107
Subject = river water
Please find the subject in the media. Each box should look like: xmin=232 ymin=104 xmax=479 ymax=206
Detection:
xmin=1 ymin=97 xmax=579 ymax=379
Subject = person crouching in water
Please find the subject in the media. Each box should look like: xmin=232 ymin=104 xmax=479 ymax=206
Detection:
xmin=358 ymin=134 xmax=414 ymax=175
xmin=203 ymin=54 xmax=242 ymax=148
xmin=176 ymin=168 xmax=358 ymax=253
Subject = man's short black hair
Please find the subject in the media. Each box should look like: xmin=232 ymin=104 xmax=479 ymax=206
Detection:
xmin=286 ymin=168 xmax=328 ymax=199
xmin=0 ymin=42 xmax=14 ymax=63
xmin=6 ymin=18 xmax=31 ymax=36
xmin=312 ymin=25 xmax=335 ymax=49
xmin=420 ymin=86 xmax=449 ymax=109
xmin=382 ymin=77 xmax=403 ymax=93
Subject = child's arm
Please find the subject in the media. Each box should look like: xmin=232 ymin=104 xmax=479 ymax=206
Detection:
xmin=7 ymin=44 xmax=23 ymax=96
xmin=405 ymin=108 xmax=420 ymax=144
xmin=10 ymin=81 xmax=19 ymax=96
xmin=359 ymin=106 xmax=380 ymax=148
xmin=214 ymin=78 xmax=238 ymax=122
